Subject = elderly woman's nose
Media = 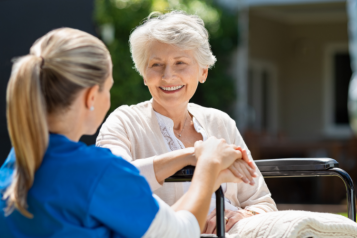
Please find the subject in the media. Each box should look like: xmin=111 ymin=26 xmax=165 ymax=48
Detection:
xmin=162 ymin=65 xmax=175 ymax=81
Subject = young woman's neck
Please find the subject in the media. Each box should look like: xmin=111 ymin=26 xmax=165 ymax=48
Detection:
xmin=47 ymin=99 xmax=86 ymax=142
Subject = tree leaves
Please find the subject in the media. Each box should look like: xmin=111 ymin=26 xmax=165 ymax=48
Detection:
xmin=94 ymin=0 xmax=237 ymax=115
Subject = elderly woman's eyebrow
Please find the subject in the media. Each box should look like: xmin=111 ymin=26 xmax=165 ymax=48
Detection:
xmin=174 ymin=56 xmax=190 ymax=59
xmin=149 ymin=56 xmax=190 ymax=60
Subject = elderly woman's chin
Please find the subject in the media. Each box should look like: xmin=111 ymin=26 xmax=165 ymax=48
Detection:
xmin=154 ymin=90 xmax=196 ymax=109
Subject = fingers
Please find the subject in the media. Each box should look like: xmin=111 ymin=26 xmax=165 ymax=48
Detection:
xmin=194 ymin=140 xmax=203 ymax=147
xmin=204 ymin=209 xmax=217 ymax=234
xmin=206 ymin=209 xmax=216 ymax=220
xmin=204 ymin=215 xmax=217 ymax=234
xmin=240 ymin=161 xmax=255 ymax=185
xmin=228 ymin=164 xmax=243 ymax=179
xmin=242 ymin=149 xmax=256 ymax=171
xmin=234 ymin=163 xmax=250 ymax=184
xmin=234 ymin=147 xmax=257 ymax=178
xmin=232 ymin=160 xmax=255 ymax=185
xmin=235 ymin=147 xmax=256 ymax=172
xmin=225 ymin=212 xmax=243 ymax=231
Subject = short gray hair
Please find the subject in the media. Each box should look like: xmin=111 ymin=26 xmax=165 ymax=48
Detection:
xmin=129 ymin=11 xmax=217 ymax=75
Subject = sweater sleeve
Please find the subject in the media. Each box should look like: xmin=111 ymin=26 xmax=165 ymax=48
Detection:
xmin=142 ymin=195 xmax=200 ymax=238
xmin=229 ymin=118 xmax=278 ymax=214
xmin=96 ymin=108 xmax=162 ymax=191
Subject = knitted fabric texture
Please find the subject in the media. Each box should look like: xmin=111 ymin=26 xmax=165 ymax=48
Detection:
xmin=226 ymin=210 xmax=357 ymax=238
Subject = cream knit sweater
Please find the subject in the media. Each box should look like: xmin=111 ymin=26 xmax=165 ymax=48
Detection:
xmin=96 ymin=100 xmax=277 ymax=214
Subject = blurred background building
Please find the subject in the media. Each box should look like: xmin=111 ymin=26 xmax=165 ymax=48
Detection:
xmin=0 ymin=0 xmax=356 ymax=210
xmin=219 ymin=0 xmax=357 ymax=207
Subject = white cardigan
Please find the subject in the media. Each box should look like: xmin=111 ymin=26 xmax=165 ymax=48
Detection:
xmin=96 ymin=100 xmax=277 ymax=214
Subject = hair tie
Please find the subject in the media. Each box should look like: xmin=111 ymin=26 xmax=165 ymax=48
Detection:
xmin=40 ymin=56 xmax=45 ymax=69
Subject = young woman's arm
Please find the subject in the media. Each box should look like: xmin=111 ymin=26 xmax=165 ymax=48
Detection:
xmin=170 ymin=138 xmax=243 ymax=231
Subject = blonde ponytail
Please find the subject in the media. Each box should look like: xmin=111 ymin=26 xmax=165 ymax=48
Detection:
xmin=3 ymin=28 xmax=110 ymax=218
xmin=4 ymin=56 xmax=48 ymax=218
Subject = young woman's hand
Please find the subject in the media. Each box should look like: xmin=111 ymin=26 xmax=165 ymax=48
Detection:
xmin=213 ymin=169 xmax=242 ymax=191
xmin=194 ymin=137 xmax=242 ymax=171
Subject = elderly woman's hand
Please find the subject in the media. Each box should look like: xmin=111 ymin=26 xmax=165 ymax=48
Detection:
xmin=203 ymin=209 xmax=256 ymax=234
xmin=229 ymin=147 xmax=257 ymax=185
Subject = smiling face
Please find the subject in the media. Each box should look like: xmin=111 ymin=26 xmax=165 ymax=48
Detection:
xmin=143 ymin=41 xmax=208 ymax=112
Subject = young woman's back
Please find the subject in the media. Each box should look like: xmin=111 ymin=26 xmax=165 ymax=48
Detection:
xmin=0 ymin=133 xmax=158 ymax=237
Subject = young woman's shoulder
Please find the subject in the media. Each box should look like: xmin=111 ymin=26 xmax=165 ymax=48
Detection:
xmin=39 ymin=135 xmax=141 ymax=189
xmin=68 ymin=142 xmax=140 ymax=175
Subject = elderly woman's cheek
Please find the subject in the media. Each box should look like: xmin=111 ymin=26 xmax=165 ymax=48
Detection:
xmin=143 ymin=69 xmax=160 ymax=84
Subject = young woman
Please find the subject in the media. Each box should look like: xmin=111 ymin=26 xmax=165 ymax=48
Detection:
xmin=0 ymin=27 xmax=243 ymax=238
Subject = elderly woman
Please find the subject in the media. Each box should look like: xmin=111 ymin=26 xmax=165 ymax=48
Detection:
xmin=96 ymin=11 xmax=277 ymax=234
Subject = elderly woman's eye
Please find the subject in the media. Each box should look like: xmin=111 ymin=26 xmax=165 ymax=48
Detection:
xmin=177 ymin=61 xmax=185 ymax=65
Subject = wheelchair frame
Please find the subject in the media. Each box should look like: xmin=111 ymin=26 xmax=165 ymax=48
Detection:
xmin=165 ymin=158 xmax=356 ymax=238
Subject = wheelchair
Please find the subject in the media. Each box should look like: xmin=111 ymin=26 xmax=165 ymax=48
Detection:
xmin=165 ymin=158 xmax=356 ymax=238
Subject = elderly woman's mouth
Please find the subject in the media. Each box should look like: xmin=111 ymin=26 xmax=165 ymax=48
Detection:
xmin=159 ymin=85 xmax=184 ymax=93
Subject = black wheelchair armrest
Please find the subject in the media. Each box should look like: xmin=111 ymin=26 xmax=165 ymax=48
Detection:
xmin=255 ymin=158 xmax=339 ymax=172
xmin=168 ymin=158 xmax=339 ymax=178
xmin=166 ymin=157 xmax=355 ymax=224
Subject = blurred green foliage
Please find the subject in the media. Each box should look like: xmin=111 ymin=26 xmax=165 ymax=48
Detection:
xmin=94 ymin=0 xmax=238 ymax=115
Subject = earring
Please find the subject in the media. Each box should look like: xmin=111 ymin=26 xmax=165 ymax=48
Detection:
xmin=90 ymin=106 xmax=94 ymax=111
xmin=202 ymin=80 xmax=205 ymax=83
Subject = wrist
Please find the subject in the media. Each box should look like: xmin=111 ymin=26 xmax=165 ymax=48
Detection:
xmin=195 ymin=158 xmax=220 ymax=179
xmin=183 ymin=147 xmax=196 ymax=166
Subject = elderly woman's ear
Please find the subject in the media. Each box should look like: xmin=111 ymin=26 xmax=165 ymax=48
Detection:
xmin=199 ymin=67 xmax=209 ymax=83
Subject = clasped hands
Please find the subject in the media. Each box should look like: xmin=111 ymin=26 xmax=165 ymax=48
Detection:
xmin=193 ymin=137 xmax=257 ymax=189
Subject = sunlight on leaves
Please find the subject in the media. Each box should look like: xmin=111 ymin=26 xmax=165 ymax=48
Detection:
xmin=151 ymin=0 xmax=169 ymax=12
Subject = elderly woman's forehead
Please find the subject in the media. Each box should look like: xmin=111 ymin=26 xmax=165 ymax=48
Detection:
xmin=147 ymin=41 xmax=194 ymax=59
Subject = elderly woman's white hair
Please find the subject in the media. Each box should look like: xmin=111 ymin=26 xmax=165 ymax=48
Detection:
xmin=129 ymin=11 xmax=217 ymax=76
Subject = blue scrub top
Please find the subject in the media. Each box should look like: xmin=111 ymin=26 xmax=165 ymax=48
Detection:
xmin=0 ymin=133 xmax=159 ymax=238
